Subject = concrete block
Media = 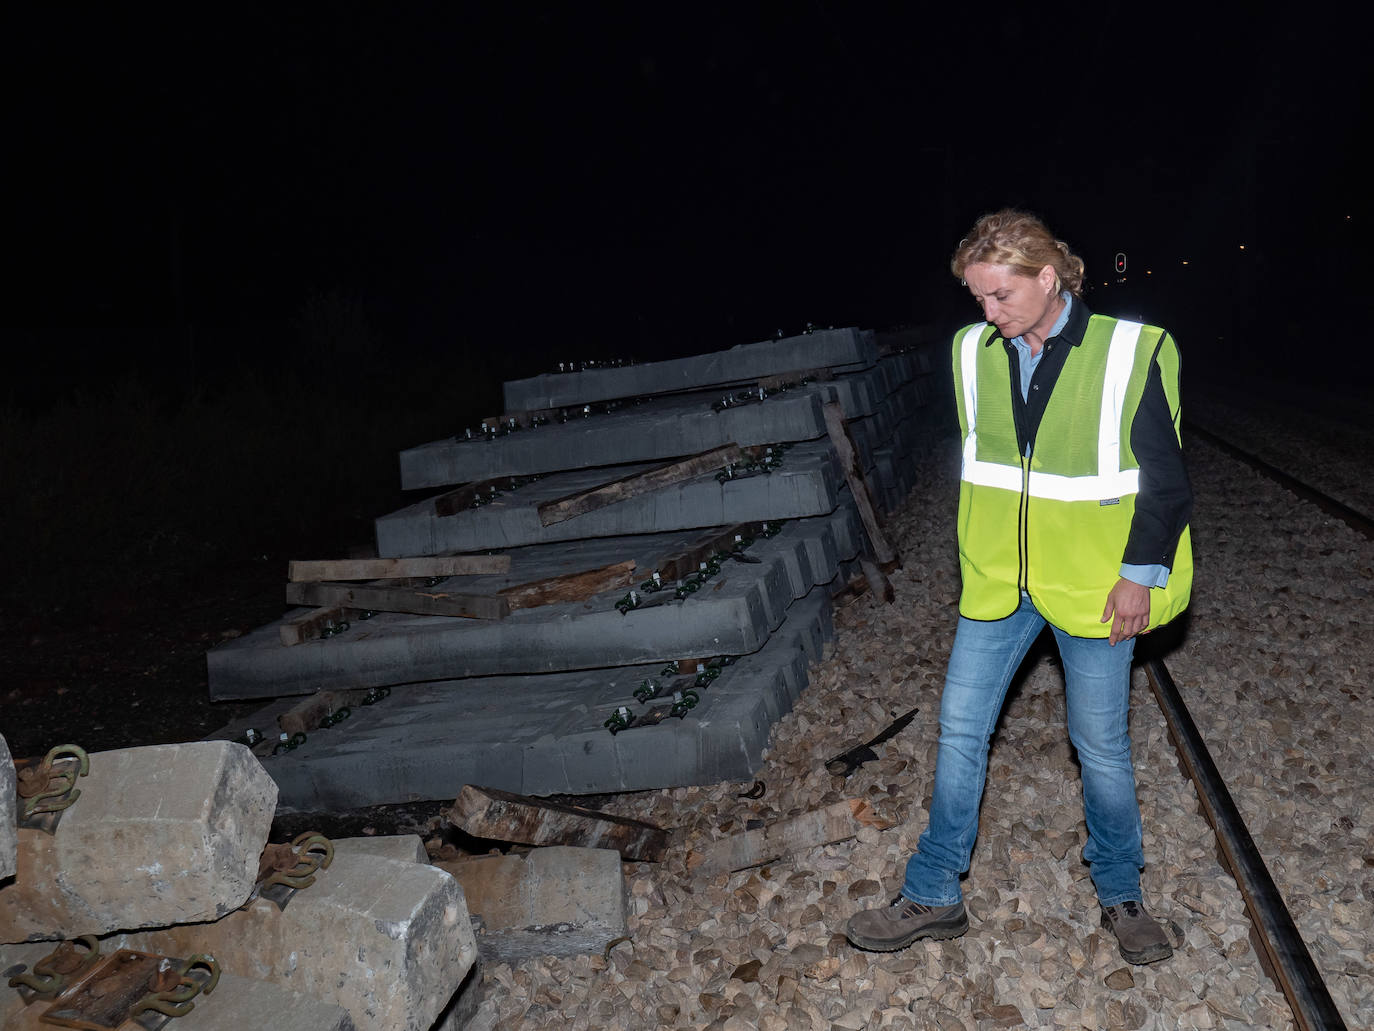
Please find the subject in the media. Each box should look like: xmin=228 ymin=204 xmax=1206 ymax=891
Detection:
xmin=248 ymin=584 xmax=833 ymax=807
xmin=408 ymin=358 xmax=900 ymax=499
xmin=810 ymin=370 xmax=882 ymax=420
xmin=427 ymin=959 xmax=485 ymax=1031
xmin=400 ymin=388 xmax=830 ymax=488
xmin=0 ymin=742 xmax=276 ymax=943
xmin=333 ymin=835 xmax=428 ymax=863
xmin=119 ymin=853 xmax=475 ymax=1031
xmin=375 ymin=438 xmax=845 ymax=556
xmin=436 ymin=847 xmax=626 ymax=963
xmin=164 ymin=972 xmax=358 ymax=1031
xmin=209 ymin=510 xmax=856 ymax=700
xmin=0 ymin=961 xmax=357 ymax=1031
xmin=502 ymin=326 xmax=875 ymax=411
xmin=1 ymin=735 xmax=14 ymax=880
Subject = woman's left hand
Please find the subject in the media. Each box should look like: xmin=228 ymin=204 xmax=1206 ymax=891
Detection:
xmin=1102 ymin=578 xmax=1151 ymax=646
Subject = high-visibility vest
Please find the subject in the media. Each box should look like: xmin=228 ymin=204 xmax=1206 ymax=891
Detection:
xmin=952 ymin=315 xmax=1193 ymax=636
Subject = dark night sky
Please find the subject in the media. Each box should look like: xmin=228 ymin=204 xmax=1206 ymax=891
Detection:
xmin=6 ymin=6 xmax=1367 ymax=391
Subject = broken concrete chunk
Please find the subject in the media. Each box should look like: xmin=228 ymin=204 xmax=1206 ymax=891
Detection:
xmin=686 ymin=799 xmax=892 ymax=876
xmin=119 ymin=853 xmax=476 ymax=1031
xmin=331 ymin=834 xmax=428 ymax=863
xmin=0 ymin=735 xmax=15 ymax=879
xmin=446 ymin=784 xmax=670 ymax=861
xmin=0 ymin=741 xmax=277 ymax=942
xmin=436 ymin=846 xmax=627 ymax=962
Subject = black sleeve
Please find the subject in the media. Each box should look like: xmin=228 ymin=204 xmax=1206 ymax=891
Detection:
xmin=1123 ymin=355 xmax=1192 ymax=568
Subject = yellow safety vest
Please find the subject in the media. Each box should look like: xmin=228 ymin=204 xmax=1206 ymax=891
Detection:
xmin=952 ymin=315 xmax=1193 ymax=636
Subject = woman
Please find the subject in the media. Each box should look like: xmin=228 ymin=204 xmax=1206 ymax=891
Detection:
xmin=846 ymin=210 xmax=1192 ymax=965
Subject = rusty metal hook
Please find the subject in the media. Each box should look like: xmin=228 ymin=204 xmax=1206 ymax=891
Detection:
xmin=261 ymin=831 xmax=334 ymax=890
xmin=16 ymin=744 xmax=90 ymax=820
xmin=5 ymin=934 xmax=101 ymax=996
xmin=129 ymin=953 xmax=220 ymax=1019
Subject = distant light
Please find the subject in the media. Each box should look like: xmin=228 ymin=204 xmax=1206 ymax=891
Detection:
xmin=1181 ymin=260 xmax=1189 ymax=265
xmin=1146 ymin=270 xmax=1152 ymax=275
xmin=1238 ymin=244 xmax=1246 ymax=250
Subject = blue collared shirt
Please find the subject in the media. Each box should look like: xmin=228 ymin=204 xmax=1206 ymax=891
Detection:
xmin=1009 ymin=295 xmax=1168 ymax=590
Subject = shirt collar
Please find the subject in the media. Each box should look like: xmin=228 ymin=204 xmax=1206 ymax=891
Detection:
xmin=987 ymin=291 xmax=1091 ymax=347
xmin=1057 ymin=293 xmax=1091 ymax=346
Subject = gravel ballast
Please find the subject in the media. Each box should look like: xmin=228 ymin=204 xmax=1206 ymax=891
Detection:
xmin=462 ymin=397 xmax=1372 ymax=1031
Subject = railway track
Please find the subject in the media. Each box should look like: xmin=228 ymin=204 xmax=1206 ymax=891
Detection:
xmin=1147 ymin=424 xmax=1373 ymax=1031
xmin=1145 ymin=658 xmax=1346 ymax=1031
xmin=1185 ymin=424 xmax=1374 ymax=542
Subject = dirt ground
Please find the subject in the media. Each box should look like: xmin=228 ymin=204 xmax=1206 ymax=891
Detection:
xmin=0 ymin=556 xmax=287 ymax=764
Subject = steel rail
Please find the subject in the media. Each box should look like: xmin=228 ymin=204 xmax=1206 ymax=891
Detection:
xmin=1185 ymin=424 xmax=1374 ymax=541
xmin=1143 ymin=658 xmax=1347 ymax=1031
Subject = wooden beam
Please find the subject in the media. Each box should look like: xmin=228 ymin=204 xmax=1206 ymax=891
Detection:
xmin=482 ymin=408 xmax=556 ymax=430
xmin=288 ymin=555 xmax=510 ymax=581
xmin=686 ymin=799 xmax=892 ymax=876
xmin=279 ymin=605 xmax=361 ymax=647
xmin=756 ymin=367 xmax=833 ymax=394
xmin=821 ymin=401 xmax=898 ymax=568
xmin=537 ymin=444 xmax=743 ymax=527
xmin=445 ymin=784 xmax=671 ymax=862
xmin=433 ymin=483 xmax=484 ymax=518
xmin=432 ymin=476 xmax=527 ymax=518
xmin=276 ymin=688 xmax=375 ymax=736
xmin=285 ymin=580 xmax=509 ymax=621
xmin=499 ymin=560 xmax=636 ymax=611
xmin=657 ymin=523 xmax=759 ymax=582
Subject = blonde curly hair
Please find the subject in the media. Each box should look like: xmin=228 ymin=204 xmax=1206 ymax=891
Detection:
xmin=951 ymin=209 xmax=1086 ymax=297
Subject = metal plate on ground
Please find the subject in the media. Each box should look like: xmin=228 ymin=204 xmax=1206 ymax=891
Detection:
xmin=39 ymin=949 xmax=207 ymax=1031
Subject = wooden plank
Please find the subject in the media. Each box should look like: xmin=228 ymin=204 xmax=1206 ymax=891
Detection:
xmin=537 ymin=444 xmax=743 ymax=527
xmin=41 ymin=949 xmax=173 ymax=1030
xmin=499 ymin=560 xmax=636 ymax=611
xmin=285 ymin=580 xmax=509 ymax=620
xmin=657 ymin=523 xmax=759 ymax=582
xmin=445 ymin=784 xmax=671 ymax=862
xmin=433 ymin=475 xmax=536 ymax=518
xmin=288 ymin=555 xmax=510 ymax=581
xmin=483 ymin=408 xmax=556 ymax=430
xmin=433 ymin=482 xmax=487 ymax=518
xmin=756 ymin=367 xmax=833 ymax=393
xmin=821 ymin=401 xmax=897 ymax=567
xmin=686 ymin=799 xmax=892 ymax=876
xmin=276 ymin=688 xmax=375 ymax=737
xmin=279 ymin=605 xmax=358 ymax=647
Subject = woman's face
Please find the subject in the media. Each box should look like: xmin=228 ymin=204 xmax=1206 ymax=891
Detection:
xmin=963 ymin=262 xmax=1061 ymax=342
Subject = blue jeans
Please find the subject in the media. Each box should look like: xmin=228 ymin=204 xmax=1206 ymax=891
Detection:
xmin=903 ymin=594 xmax=1144 ymax=908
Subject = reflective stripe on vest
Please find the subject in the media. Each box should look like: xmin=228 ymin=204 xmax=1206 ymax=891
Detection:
xmin=957 ymin=320 xmax=1144 ymax=502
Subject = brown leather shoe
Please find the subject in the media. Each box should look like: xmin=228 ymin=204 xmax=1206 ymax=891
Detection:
xmin=1100 ymin=901 xmax=1173 ymax=964
xmin=845 ymin=896 xmax=969 ymax=952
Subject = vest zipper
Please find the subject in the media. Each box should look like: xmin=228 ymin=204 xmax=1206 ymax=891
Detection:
xmin=1018 ymin=449 xmax=1031 ymax=594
